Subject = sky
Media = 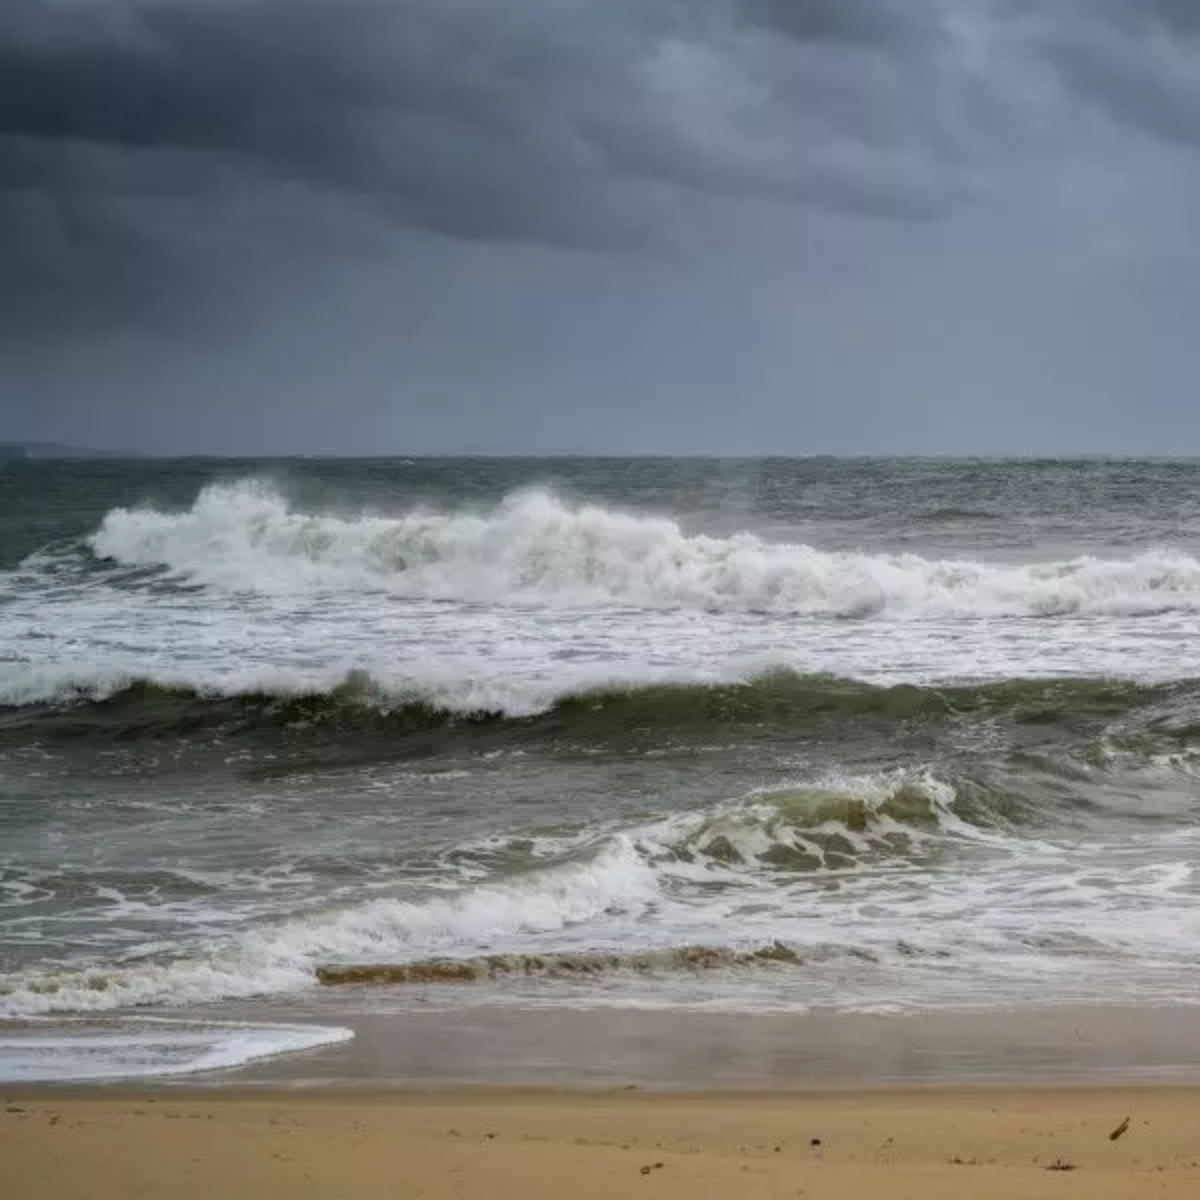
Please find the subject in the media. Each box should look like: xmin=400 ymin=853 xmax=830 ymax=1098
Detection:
xmin=3 ymin=0 xmax=1200 ymax=455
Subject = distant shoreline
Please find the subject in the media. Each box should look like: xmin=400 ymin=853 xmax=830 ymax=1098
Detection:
xmin=4 ymin=449 xmax=1200 ymax=463
xmin=0 ymin=442 xmax=137 ymax=460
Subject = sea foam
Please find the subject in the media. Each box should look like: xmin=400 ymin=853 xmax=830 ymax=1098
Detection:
xmin=0 ymin=838 xmax=660 ymax=1018
xmin=0 ymin=1020 xmax=353 ymax=1082
xmin=87 ymin=480 xmax=1200 ymax=618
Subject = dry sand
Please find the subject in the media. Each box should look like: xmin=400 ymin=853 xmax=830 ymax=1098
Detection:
xmin=4 ymin=1086 xmax=1200 ymax=1199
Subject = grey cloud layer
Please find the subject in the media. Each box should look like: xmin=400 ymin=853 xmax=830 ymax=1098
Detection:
xmin=1 ymin=0 xmax=972 ymax=241
xmin=1035 ymin=0 xmax=1200 ymax=148
xmin=2 ymin=0 xmax=1199 ymax=346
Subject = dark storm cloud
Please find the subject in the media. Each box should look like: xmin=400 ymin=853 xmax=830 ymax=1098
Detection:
xmin=743 ymin=0 xmax=931 ymax=45
xmin=3 ymin=0 xmax=651 ymax=246
xmin=1029 ymin=1 xmax=1200 ymax=149
xmin=3 ymin=0 xmax=1200 ymax=353
xmin=0 ymin=0 xmax=998 ymax=343
xmin=0 ymin=0 xmax=974 ymax=222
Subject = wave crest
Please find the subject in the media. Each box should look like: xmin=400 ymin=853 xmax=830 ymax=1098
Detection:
xmin=86 ymin=480 xmax=1200 ymax=617
xmin=657 ymin=774 xmax=962 ymax=871
xmin=0 ymin=669 xmax=1178 ymax=743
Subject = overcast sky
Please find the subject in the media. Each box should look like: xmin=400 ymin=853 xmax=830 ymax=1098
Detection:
xmin=3 ymin=0 xmax=1200 ymax=455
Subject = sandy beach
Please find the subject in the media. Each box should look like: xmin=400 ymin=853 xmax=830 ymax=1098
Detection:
xmin=4 ymin=1085 xmax=1199 ymax=1199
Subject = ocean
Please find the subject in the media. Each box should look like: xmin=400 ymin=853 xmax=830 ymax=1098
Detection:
xmin=4 ymin=456 xmax=1200 ymax=1082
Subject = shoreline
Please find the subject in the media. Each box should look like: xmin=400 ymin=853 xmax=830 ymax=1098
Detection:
xmin=166 ymin=1002 xmax=1200 ymax=1090
xmin=9 ymin=1002 xmax=1200 ymax=1092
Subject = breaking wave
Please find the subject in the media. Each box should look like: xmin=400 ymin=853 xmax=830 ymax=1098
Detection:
xmin=0 ymin=838 xmax=661 ymax=1016
xmin=6 ymin=754 xmax=1189 ymax=1019
xmin=86 ymin=480 xmax=1200 ymax=618
xmin=0 ymin=668 xmax=1184 ymax=744
xmin=654 ymin=774 xmax=967 ymax=871
xmin=0 ymin=773 xmax=972 ymax=1019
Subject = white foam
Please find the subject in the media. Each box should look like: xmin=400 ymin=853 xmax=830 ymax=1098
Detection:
xmin=3 ymin=478 xmax=1198 ymax=719
xmin=0 ymin=838 xmax=660 ymax=1017
xmin=0 ymin=1020 xmax=353 ymax=1082
xmin=87 ymin=480 xmax=1200 ymax=618
xmin=0 ymin=655 xmax=696 ymax=716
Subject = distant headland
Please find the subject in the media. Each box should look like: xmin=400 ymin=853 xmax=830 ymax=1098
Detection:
xmin=0 ymin=442 xmax=135 ymax=460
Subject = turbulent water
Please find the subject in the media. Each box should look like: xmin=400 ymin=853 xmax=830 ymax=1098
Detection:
xmin=4 ymin=457 xmax=1200 ymax=1079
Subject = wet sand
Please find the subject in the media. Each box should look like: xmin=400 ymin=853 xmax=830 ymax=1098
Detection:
xmin=222 ymin=1003 xmax=1200 ymax=1088
xmin=5 ymin=1086 xmax=1200 ymax=1199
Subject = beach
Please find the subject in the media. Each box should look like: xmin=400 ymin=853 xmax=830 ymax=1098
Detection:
xmin=9 ymin=1005 xmax=1200 ymax=1197
xmin=6 ymin=1085 xmax=1200 ymax=1199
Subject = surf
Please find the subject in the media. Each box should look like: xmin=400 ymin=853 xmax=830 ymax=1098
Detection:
xmin=83 ymin=479 xmax=1200 ymax=618
xmin=0 ymin=668 xmax=1185 ymax=744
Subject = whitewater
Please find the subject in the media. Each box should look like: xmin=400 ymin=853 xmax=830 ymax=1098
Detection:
xmin=4 ymin=457 xmax=1200 ymax=1081
xmin=4 ymin=477 xmax=1200 ymax=715
xmin=87 ymin=479 xmax=1200 ymax=618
